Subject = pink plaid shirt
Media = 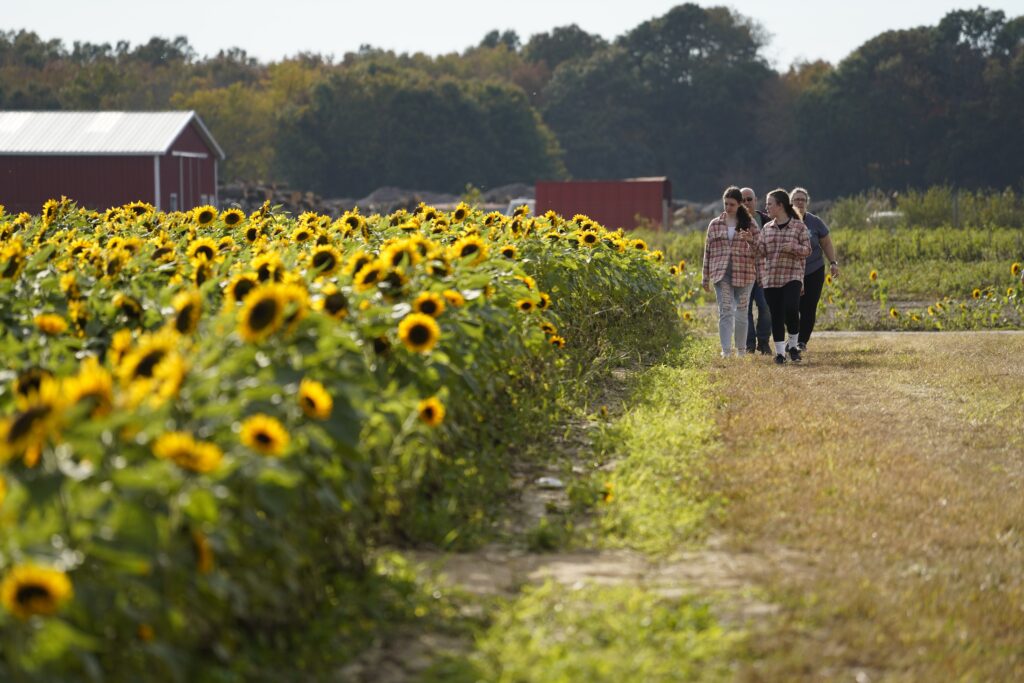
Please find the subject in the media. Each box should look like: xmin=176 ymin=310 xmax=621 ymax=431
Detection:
xmin=757 ymin=218 xmax=812 ymax=288
xmin=701 ymin=213 xmax=763 ymax=289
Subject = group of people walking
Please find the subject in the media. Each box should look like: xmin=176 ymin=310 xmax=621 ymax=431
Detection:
xmin=701 ymin=186 xmax=839 ymax=364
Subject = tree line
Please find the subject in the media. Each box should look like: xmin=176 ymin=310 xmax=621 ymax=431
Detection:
xmin=1 ymin=4 xmax=1021 ymax=200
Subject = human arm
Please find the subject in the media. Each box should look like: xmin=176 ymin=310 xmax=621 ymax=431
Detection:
xmin=821 ymin=234 xmax=839 ymax=278
xmin=701 ymin=222 xmax=713 ymax=291
xmin=790 ymin=223 xmax=812 ymax=258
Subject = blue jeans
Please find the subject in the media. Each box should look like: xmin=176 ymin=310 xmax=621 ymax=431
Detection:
xmin=713 ymin=280 xmax=753 ymax=355
xmin=746 ymin=282 xmax=772 ymax=350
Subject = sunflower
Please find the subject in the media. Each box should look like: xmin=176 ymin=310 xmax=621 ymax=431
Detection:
xmin=171 ymin=290 xmax=202 ymax=335
xmin=33 ymin=314 xmax=68 ymax=336
xmin=14 ymin=368 xmax=53 ymax=400
xmin=278 ymin=282 xmax=309 ymax=335
xmin=451 ymin=202 xmax=470 ymax=223
xmin=221 ymin=208 xmax=245 ymax=227
xmin=579 ymin=231 xmax=600 ymax=247
xmin=113 ymin=293 xmax=143 ymax=319
xmin=927 ymin=306 xmax=936 ymax=316
xmin=252 ymin=253 xmax=284 ymax=283
xmin=238 ymin=284 xmax=285 ymax=342
xmin=889 ymin=306 xmax=899 ymax=319
xmin=869 ymin=269 xmax=879 ymax=282
xmin=353 ymin=260 xmax=386 ymax=291
xmin=1012 ymin=262 xmax=1022 ymax=277
xmin=125 ymin=201 xmax=153 ymax=218
xmin=682 ymin=310 xmax=694 ymax=322
xmin=447 ymin=235 xmax=488 ymax=265
xmin=64 ymin=357 xmax=113 ymax=417
xmin=515 ymin=275 xmax=537 ymax=291
xmin=298 ymin=378 xmax=333 ymax=420
xmin=225 ymin=273 xmax=258 ymax=305
xmin=537 ymin=292 xmax=552 ymax=310
xmin=971 ymin=288 xmax=982 ymax=300
xmin=1 ymin=564 xmax=73 ymax=619
xmin=217 ymin=236 xmax=236 ymax=253
xmin=0 ymin=376 xmax=63 ymax=466
xmin=549 ymin=335 xmax=566 ymax=348
xmin=309 ymin=245 xmax=343 ymax=277
xmin=417 ymin=397 xmax=445 ymax=427
xmin=184 ymin=237 xmax=217 ymax=263
xmin=0 ymin=475 xmax=5 ymax=506
xmin=500 ymin=244 xmax=518 ymax=259
xmin=240 ymin=414 xmax=289 ymax=456
xmin=343 ymin=250 xmax=373 ymax=277
xmin=117 ymin=329 xmax=179 ymax=384
xmin=192 ymin=205 xmax=218 ymax=227
xmin=412 ymin=292 xmax=446 ymax=318
xmin=398 ymin=313 xmax=441 ymax=353
xmin=243 ymin=223 xmax=262 ymax=243
xmin=825 ymin=273 xmax=833 ymax=286
xmin=291 ymin=225 xmax=316 ymax=243
xmin=153 ymin=432 xmax=223 ymax=473
xmin=382 ymin=240 xmax=420 ymax=269
xmin=516 ymin=299 xmax=535 ymax=313
xmin=668 ymin=265 xmax=679 ymax=276
xmin=540 ymin=322 xmax=557 ymax=335
xmin=442 ymin=289 xmax=465 ymax=307
xmin=103 ymin=248 xmax=131 ymax=278
xmin=315 ymin=284 xmax=349 ymax=319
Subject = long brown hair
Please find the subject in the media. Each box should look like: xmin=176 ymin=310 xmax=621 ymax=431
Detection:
xmin=723 ymin=186 xmax=753 ymax=230
xmin=768 ymin=188 xmax=802 ymax=221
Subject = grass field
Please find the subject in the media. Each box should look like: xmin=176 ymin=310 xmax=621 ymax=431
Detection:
xmin=711 ymin=331 xmax=1024 ymax=680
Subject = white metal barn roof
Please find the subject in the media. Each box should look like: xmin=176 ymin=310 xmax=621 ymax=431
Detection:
xmin=0 ymin=111 xmax=225 ymax=158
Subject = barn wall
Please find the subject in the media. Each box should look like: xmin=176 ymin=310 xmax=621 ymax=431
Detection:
xmin=159 ymin=122 xmax=219 ymax=211
xmin=535 ymin=180 xmax=671 ymax=231
xmin=0 ymin=156 xmax=153 ymax=214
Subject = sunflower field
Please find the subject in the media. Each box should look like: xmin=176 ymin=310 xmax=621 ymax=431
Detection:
xmin=0 ymin=198 xmax=685 ymax=680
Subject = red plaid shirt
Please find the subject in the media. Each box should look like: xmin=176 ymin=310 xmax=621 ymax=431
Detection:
xmin=701 ymin=213 xmax=763 ymax=289
xmin=756 ymin=218 xmax=812 ymax=288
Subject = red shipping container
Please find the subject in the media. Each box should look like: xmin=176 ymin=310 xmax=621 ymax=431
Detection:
xmin=535 ymin=177 xmax=672 ymax=231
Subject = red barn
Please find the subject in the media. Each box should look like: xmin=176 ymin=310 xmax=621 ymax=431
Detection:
xmin=0 ymin=111 xmax=225 ymax=214
xmin=535 ymin=177 xmax=672 ymax=231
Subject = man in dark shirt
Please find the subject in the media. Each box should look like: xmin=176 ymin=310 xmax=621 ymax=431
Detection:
xmin=741 ymin=187 xmax=772 ymax=354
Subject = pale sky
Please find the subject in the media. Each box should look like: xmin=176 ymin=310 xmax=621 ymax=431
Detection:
xmin=5 ymin=1 xmax=1024 ymax=69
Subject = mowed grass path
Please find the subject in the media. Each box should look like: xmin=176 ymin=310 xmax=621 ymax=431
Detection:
xmin=711 ymin=332 xmax=1024 ymax=681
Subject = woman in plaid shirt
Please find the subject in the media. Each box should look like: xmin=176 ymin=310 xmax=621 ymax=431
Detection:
xmin=701 ymin=186 xmax=762 ymax=357
xmin=757 ymin=189 xmax=812 ymax=364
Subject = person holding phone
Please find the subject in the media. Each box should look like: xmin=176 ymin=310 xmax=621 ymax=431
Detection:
xmin=757 ymin=188 xmax=812 ymax=364
xmin=702 ymin=186 xmax=762 ymax=357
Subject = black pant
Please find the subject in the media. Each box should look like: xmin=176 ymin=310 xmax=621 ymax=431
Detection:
xmin=764 ymin=280 xmax=802 ymax=343
xmin=799 ymin=266 xmax=826 ymax=346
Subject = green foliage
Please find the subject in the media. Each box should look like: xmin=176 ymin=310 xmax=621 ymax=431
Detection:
xmin=425 ymin=581 xmax=740 ymax=683
xmin=595 ymin=340 xmax=721 ymax=554
xmin=0 ymin=199 xmax=686 ymax=679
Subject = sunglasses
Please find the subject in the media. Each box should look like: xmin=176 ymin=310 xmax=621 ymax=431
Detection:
xmin=742 ymin=197 xmax=755 ymax=202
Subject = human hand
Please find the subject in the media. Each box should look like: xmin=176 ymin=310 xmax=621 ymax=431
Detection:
xmin=830 ymin=263 xmax=840 ymax=279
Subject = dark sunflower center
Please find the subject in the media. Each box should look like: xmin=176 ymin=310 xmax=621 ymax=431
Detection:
xmin=584 ymin=234 xmax=597 ymax=243
xmin=312 ymin=251 xmax=336 ymax=270
xmin=520 ymin=302 xmax=532 ymax=311
xmin=408 ymin=324 xmax=431 ymax=346
xmin=296 ymin=230 xmax=311 ymax=241
xmin=346 ymin=217 xmax=359 ymax=229
xmin=233 ymin=279 xmax=255 ymax=301
xmin=353 ymin=257 xmax=370 ymax=273
xmin=7 ymin=406 xmax=51 ymax=443
xmin=225 ymin=214 xmax=241 ymax=226
xmin=361 ymin=268 xmax=380 ymax=285
xmin=373 ymin=337 xmax=390 ymax=354
xmin=502 ymin=248 xmax=515 ymax=257
xmin=15 ymin=372 xmax=46 ymax=397
xmin=248 ymin=298 xmax=279 ymax=331
xmin=194 ymin=266 xmax=209 ymax=287
xmin=198 ymin=211 xmax=214 ymax=224
xmin=303 ymin=395 xmax=317 ymax=410
xmin=15 ymin=583 xmax=52 ymax=606
xmin=255 ymin=431 xmax=273 ymax=445
xmin=106 ymin=259 xmax=121 ymax=276
xmin=175 ymin=304 xmax=196 ymax=334
xmin=2 ymin=257 xmax=21 ymax=278
xmin=422 ymin=406 xmax=435 ymax=420
xmin=246 ymin=228 xmax=259 ymax=242
xmin=257 ymin=264 xmax=273 ymax=282
xmin=460 ymin=244 xmax=478 ymax=257
xmin=152 ymin=247 xmax=172 ymax=261
xmin=455 ymin=210 xmax=466 ymax=220
xmin=134 ymin=349 xmax=167 ymax=378
xmin=325 ymin=292 xmax=347 ymax=315
xmin=419 ymin=300 xmax=437 ymax=316
xmin=194 ymin=245 xmax=214 ymax=260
